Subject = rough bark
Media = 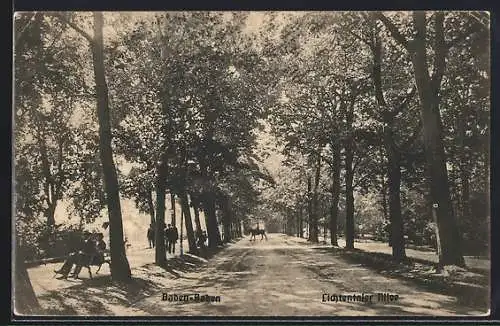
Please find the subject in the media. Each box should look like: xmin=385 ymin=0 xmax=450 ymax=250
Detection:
xmin=180 ymin=192 xmax=197 ymax=253
xmin=219 ymin=195 xmax=232 ymax=243
xmin=409 ymin=12 xmax=465 ymax=266
xmin=192 ymin=197 xmax=202 ymax=232
xmin=309 ymin=152 xmax=321 ymax=243
xmin=330 ymin=139 xmax=341 ymax=246
xmin=385 ymin=131 xmax=406 ymax=260
xmin=147 ymin=189 xmax=155 ymax=225
xmin=170 ymin=193 xmax=176 ymax=226
xmin=154 ymin=159 xmax=167 ymax=266
xmin=91 ymin=12 xmax=131 ymax=281
xmin=298 ymin=205 xmax=304 ymax=238
xmin=307 ymin=175 xmax=315 ymax=242
xmin=202 ymin=192 xmax=220 ymax=248
xmin=371 ymin=23 xmax=406 ymax=260
xmin=345 ymin=101 xmax=355 ymax=250
xmin=458 ymin=109 xmax=470 ymax=222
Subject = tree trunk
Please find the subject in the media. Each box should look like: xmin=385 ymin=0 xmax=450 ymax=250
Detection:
xmin=330 ymin=140 xmax=341 ymax=246
xmin=298 ymin=205 xmax=304 ymax=238
xmin=91 ymin=12 xmax=131 ymax=281
xmin=180 ymin=192 xmax=197 ymax=253
xmin=148 ymin=189 xmax=155 ymax=225
xmin=170 ymin=193 xmax=176 ymax=226
xmin=192 ymin=198 xmax=202 ymax=232
xmin=370 ymin=23 xmax=406 ymax=260
xmin=410 ymin=12 xmax=465 ymax=266
xmin=154 ymin=161 xmax=167 ymax=266
xmin=202 ymin=192 xmax=220 ymax=248
xmin=14 ymin=245 xmax=41 ymax=315
xmin=386 ymin=132 xmax=406 ymax=260
xmin=219 ymin=196 xmax=232 ymax=243
xmin=457 ymin=108 xmax=471 ymax=222
xmin=307 ymin=175 xmax=315 ymax=242
xmin=345 ymin=106 xmax=355 ymax=250
xmin=309 ymin=152 xmax=321 ymax=243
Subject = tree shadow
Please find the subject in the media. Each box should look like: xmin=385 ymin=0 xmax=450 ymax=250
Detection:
xmin=37 ymin=275 xmax=163 ymax=315
xmin=309 ymin=247 xmax=489 ymax=310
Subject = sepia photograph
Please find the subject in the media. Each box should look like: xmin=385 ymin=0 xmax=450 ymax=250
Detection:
xmin=12 ymin=11 xmax=490 ymax=318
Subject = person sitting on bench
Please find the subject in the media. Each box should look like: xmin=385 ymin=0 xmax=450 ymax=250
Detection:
xmin=54 ymin=231 xmax=95 ymax=279
xmin=71 ymin=232 xmax=107 ymax=278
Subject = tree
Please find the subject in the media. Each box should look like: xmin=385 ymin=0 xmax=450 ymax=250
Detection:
xmin=56 ymin=12 xmax=132 ymax=280
xmin=375 ymin=11 xmax=489 ymax=266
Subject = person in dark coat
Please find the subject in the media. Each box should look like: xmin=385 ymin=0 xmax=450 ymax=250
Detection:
xmin=170 ymin=225 xmax=179 ymax=254
xmin=54 ymin=231 xmax=95 ymax=279
xmin=147 ymin=224 xmax=155 ymax=248
xmin=165 ymin=224 xmax=172 ymax=254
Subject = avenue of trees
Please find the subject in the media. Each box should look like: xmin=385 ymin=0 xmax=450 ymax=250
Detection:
xmin=13 ymin=11 xmax=489 ymax=313
xmin=263 ymin=11 xmax=489 ymax=265
xmin=14 ymin=12 xmax=275 ymax=312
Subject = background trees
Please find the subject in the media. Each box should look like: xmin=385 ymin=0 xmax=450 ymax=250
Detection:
xmin=14 ymin=12 xmax=489 ymax=312
xmin=260 ymin=11 xmax=489 ymax=266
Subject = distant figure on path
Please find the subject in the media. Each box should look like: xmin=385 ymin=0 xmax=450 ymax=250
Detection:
xmin=168 ymin=225 xmax=179 ymax=254
xmin=147 ymin=224 xmax=155 ymax=248
xmin=196 ymin=228 xmax=207 ymax=249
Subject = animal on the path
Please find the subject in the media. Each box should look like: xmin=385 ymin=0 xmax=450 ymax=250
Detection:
xmin=249 ymin=227 xmax=268 ymax=241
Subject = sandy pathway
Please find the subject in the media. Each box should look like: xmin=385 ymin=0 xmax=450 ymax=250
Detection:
xmin=29 ymin=234 xmax=487 ymax=316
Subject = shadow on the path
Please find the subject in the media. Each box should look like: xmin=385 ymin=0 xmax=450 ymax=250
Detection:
xmin=307 ymin=247 xmax=489 ymax=311
xmin=38 ymin=275 xmax=162 ymax=315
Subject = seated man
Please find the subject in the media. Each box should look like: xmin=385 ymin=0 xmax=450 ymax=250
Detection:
xmin=54 ymin=231 xmax=93 ymax=279
xmin=72 ymin=233 xmax=101 ymax=278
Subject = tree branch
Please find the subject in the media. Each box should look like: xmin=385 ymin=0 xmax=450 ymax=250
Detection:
xmin=431 ymin=12 xmax=447 ymax=91
xmin=15 ymin=12 xmax=40 ymax=48
xmin=54 ymin=13 xmax=93 ymax=43
xmin=375 ymin=12 xmax=410 ymax=51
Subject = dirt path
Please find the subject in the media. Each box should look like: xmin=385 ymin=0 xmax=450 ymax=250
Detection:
xmin=30 ymin=234 xmax=488 ymax=316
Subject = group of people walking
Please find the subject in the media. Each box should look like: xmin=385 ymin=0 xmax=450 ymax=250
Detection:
xmin=147 ymin=223 xmax=209 ymax=254
xmin=147 ymin=223 xmax=179 ymax=254
xmin=54 ymin=231 xmax=107 ymax=279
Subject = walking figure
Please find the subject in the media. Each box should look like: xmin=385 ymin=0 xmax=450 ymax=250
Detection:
xmin=168 ymin=225 xmax=179 ymax=254
xmin=147 ymin=224 xmax=155 ymax=248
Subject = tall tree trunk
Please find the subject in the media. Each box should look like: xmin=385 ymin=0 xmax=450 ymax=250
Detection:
xmin=148 ymin=189 xmax=155 ymax=225
xmin=307 ymin=175 xmax=315 ymax=241
xmin=154 ymin=161 xmax=167 ymax=266
xmin=170 ymin=193 xmax=176 ymax=226
xmin=345 ymin=150 xmax=355 ymax=249
xmin=457 ymin=108 xmax=470 ymax=223
xmin=192 ymin=197 xmax=202 ymax=232
xmin=386 ymin=132 xmax=406 ymax=260
xmin=330 ymin=140 xmax=341 ymax=246
xmin=370 ymin=23 xmax=406 ymax=260
xmin=309 ymin=152 xmax=321 ymax=243
xmin=219 ymin=195 xmax=232 ymax=243
xmin=180 ymin=192 xmax=197 ymax=253
xmin=380 ymin=147 xmax=389 ymax=221
xmin=345 ymin=103 xmax=355 ymax=250
xmin=410 ymin=12 xmax=465 ymax=266
xmin=298 ymin=205 xmax=304 ymax=238
xmin=14 ymin=244 xmax=41 ymax=315
xmin=91 ymin=12 xmax=131 ymax=281
xmin=202 ymin=192 xmax=220 ymax=248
